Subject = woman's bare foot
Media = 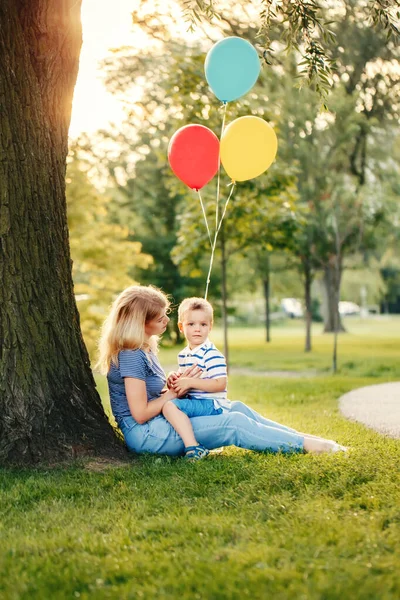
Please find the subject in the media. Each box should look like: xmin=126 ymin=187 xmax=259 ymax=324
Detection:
xmin=303 ymin=437 xmax=348 ymax=454
xmin=331 ymin=443 xmax=349 ymax=453
xmin=298 ymin=432 xmax=337 ymax=444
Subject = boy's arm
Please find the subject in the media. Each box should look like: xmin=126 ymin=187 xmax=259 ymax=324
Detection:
xmin=172 ymin=347 xmax=227 ymax=395
xmin=172 ymin=376 xmax=227 ymax=396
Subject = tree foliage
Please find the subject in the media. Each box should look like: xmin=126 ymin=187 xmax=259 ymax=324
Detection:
xmin=98 ymin=0 xmax=399 ymax=342
xmin=66 ymin=148 xmax=151 ymax=358
xmin=180 ymin=0 xmax=399 ymax=100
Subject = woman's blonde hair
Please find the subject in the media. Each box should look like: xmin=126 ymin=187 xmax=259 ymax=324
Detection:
xmin=96 ymin=285 xmax=170 ymax=374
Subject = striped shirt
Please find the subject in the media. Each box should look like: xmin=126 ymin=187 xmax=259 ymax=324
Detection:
xmin=108 ymin=349 xmax=166 ymax=421
xmin=177 ymin=339 xmax=229 ymax=409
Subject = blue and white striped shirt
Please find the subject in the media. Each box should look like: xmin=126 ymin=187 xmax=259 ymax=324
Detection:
xmin=108 ymin=349 xmax=166 ymax=421
xmin=177 ymin=339 xmax=229 ymax=409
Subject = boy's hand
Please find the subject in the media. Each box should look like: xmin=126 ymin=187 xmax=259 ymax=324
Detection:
xmin=169 ymin=365 xmax=202 ymax=397
xmin=181 ymin=365 xmax=202 ymax=378
xmin=172 ymin=377 xmax=194 ymax=396
xmin=166 ymin=365 xmax=201 ymax=389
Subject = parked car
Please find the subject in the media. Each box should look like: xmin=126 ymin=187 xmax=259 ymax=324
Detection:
xmin=281 ymin=298 xmax=303 ymax=318
xmin=339 ymin=301 xmax=360 ymax=316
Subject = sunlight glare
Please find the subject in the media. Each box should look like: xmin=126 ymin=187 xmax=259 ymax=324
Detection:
xmin=69 ymin=0 xmax=141 ymax=138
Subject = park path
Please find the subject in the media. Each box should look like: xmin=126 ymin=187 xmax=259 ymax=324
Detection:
xmin=339 ymin=382 xmax=400 ymax=439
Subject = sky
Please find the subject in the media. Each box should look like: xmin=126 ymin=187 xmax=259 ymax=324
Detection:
xmin=69 ymin=0 xmax=137 ymax=138
xmin=69 ymin=0 xmax=207 ymax=139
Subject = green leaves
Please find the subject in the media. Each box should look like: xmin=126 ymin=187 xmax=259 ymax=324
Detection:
xmin=181 ymin=0 xmax=220 ymax=31
xmin=66 ymin=151 xmax=151 ymax=359
xmin=179 ymin=0 xmax=399 ymax=100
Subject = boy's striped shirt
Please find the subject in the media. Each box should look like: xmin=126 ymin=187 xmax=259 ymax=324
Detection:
xmin=177 ymin=338 xmax=228 ymax=406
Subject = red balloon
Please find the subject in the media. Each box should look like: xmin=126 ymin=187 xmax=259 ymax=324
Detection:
xmin=168 ymin=124 xmax=220 ymax=190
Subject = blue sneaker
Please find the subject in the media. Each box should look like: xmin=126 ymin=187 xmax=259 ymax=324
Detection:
xmin=184 ymin=445 xmax=210 ymax=461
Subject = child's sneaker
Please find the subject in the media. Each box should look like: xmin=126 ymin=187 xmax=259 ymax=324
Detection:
xmin=184 ymin=445 xmax=210 ymax=461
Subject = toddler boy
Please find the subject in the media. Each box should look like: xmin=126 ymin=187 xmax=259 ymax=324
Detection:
xmin=162 ymin=297 xmax=229 ymax=459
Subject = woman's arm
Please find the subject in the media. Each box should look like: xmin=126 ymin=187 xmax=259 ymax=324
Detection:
xmin=173 ymin=376 xmax=227 ymax=396
xmin=125 ymin=378 xmax=177 ymax=424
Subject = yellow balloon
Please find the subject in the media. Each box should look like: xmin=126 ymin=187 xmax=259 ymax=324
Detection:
xmin=220 ymin=116 xmax=278 ymax=182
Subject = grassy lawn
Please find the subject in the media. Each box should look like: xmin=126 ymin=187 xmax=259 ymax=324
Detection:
xmin=1 ymin=318 xmax=400 ymax=599
xmin=160 ymin=315 xmax=400 ymax=378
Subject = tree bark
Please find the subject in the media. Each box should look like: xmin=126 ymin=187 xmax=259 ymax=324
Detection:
xmin=262 ymin=253 xmax=271 ymax=343
xmin=0 ymin=0 xmax=124 ymax=465
xmin=321 ymin=262 xmax=346 ymax=333
xmin=220 ymin=222 xmax=229 ymax=371
xmin=303 ymin=258 xmax=312 ymax=352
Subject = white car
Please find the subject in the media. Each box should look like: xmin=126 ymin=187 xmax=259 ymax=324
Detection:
xmin=339 ymin=301 xmax=360 ymax=316
xmin=281 ymin=298 xmax=303 ymax=318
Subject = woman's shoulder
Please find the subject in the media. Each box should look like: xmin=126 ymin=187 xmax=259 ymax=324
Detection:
xmin=117 ymin=348 xmax=152 ymax=378
xmin=119 ymin=348 xmax=146 ymax=362
xmin=119 ymin=348 xmax=145 ymax=355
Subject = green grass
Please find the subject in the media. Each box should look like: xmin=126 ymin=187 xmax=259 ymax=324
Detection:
xmin=160 ymin=315 xmax=400 ymax=378
xmin=1 ymin=319 xmax=400 ymax=599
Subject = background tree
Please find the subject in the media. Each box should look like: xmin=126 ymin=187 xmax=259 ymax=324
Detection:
xmin=272 ymin=1 xmax=400 ymax=333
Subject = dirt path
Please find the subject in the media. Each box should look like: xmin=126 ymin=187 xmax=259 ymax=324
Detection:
xmin=339 ymin=382 xmax=400 ymax=439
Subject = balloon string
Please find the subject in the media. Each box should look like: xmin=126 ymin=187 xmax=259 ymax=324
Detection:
xmin=217 ymin=182 xmax=235 ymax=232
xmin=215 ymin=102 xmax=228 ymax=234
xmin=197 ymin=189 xmax=212 ymax=246
xmin=204 ymin=182 xmax=236 ymax=300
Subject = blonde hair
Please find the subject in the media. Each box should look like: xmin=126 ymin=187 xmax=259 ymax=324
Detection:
xmin=178 ymin=297 xmax=213 ymax=324
xmin=97 ymin=285 xmax=170 ymax=374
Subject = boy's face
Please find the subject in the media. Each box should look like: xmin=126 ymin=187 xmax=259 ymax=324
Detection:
xmin=179 ymin=309 xmax=212 ymax=348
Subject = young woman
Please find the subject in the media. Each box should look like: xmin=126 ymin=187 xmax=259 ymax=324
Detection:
xmin=97 ymin=285 xmax=347 ymax=458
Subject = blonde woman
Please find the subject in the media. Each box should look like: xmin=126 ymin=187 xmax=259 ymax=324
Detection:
xmin=98 ymin=285 xmax=346 ymax=458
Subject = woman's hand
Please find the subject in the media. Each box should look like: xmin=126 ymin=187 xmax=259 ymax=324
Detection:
xmin=162 ymin=387 xmax=179 ymax=402
xmin=170 ymin=365 xmax=202 ymax=397
xmin=166 ymin=371 xmax=180 ymax=389
xmin=166 ymin=366 xmax=201 ymax=389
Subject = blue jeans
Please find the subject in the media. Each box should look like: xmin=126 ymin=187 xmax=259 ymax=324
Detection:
xmin=171 ymin=397 xmax=222 ymax=417
xmin=117 ymin=401 xmax=304 ymax=456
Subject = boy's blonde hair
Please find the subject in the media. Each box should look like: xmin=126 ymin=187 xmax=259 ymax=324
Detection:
xmin=97 ymin=285 xmax=170 ymax=374
xmin=178 ymin=297 xmax=213 ymax=324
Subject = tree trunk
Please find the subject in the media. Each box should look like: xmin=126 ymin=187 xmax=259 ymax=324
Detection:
xmin=332 ymin=299 xmax=339 ymax=374
xmin=0 ymin=0 xmax=123 ymax=465
xmin=220 ymin=223 xmax=229 ymax=370
xmin=303 ymin=258 xmax=312 ymax=352
xmin=262 ymin=253 xmax=271 ymax=343
xmin=321 ymin=262 xmax=346 ymax=333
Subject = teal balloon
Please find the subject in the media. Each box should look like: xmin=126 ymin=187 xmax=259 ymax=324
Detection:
xmin=205 ymin=37 xmax=261 ymax=103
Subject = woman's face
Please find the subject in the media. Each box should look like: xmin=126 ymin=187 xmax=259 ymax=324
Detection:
xmin=144 ymin=309 xmax=170 ymax=339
